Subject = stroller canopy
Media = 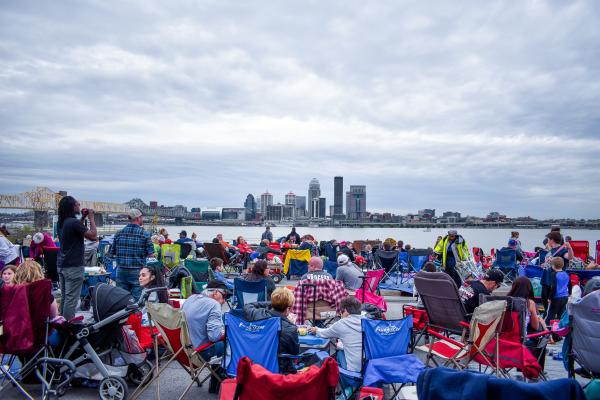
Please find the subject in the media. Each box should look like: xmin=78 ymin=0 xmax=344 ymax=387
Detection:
xmin=92 ymin=283 xmax=134 ymax=322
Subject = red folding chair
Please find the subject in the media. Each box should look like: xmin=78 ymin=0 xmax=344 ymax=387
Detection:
xmin=219 ymin=356 xmax=339 ymax=400
xmin=130 ymin=302 xmax=223 ymax=400
xmin=355 ymin=269 xmax=387 ymax=311
xmin=568 ymin=240 xmax=590 ymax=262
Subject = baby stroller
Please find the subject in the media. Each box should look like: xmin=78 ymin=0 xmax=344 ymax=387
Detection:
xmin=44 ymin=284 xmax=161 ymax=399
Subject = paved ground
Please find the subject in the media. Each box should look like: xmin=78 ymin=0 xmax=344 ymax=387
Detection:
xmin=1 ymin=292 xmax=588 ymax=399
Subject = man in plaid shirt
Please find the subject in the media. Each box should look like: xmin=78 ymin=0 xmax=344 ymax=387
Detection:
xmin=292 ymin=277 xmax=348 ymax=324
xmin=112 ymin=208 xmax=154 ymax=299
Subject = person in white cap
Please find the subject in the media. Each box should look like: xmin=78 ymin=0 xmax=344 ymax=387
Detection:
xmin=111 ymin=208 xmax=155 ymax=299
xmin=335 ymin=254 xmax=364 ymax=290
xmin=30 ymin=231 xmax=57 ymax=259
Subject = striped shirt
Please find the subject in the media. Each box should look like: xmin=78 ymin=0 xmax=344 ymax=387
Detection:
xmin=112 ymin=224 xmax=153 ymax=268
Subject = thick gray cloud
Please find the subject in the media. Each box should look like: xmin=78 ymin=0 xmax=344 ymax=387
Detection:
xmin=1 ymin=1 xmax=599 ymax=218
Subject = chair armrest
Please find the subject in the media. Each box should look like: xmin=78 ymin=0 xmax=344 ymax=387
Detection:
xmin=527 ymin=330 xmax=552 ymax=339
xmin=193 ymin=335 xmax=225 ymax=354
xmin=339 ymin=366 xmax=362 ymax=380
xmin=459 ymin=321 xmax=470 ymax=329
xmin=426 ymin=328 xmax=465 ymax=348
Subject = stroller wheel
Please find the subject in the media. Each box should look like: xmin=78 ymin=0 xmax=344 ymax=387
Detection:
xmin=99 ymin=376 xmax=128 ymax=400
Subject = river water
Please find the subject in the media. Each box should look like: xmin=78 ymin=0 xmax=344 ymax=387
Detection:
xmin=140 ymin=226 xmax=600 ymax=256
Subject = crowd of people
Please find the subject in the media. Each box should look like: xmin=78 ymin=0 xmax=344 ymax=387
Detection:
xmin=3 ymin=200 xmax=600 ymax=396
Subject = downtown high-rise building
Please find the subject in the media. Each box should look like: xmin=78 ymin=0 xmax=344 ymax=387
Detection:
xmin=333 ymin=176 xmax=344 ymax=218
xmin=285 ymin=192 xmax=296 ymax=207
xmin=307 ymin=178 xmax=321 ymax=218
xmin=244 ymin=194 xmax=256 ymax=220
xmin=346 ymin=185 xmax=367 ymax=220
xmin=295 ymin=195 xmax=306 ymax=217
xmin=260 ymin=191 xmax=273 ymax=216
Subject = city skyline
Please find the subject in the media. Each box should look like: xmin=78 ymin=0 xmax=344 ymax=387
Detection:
xmin=1 ymin=3 xmax=599 ymax=219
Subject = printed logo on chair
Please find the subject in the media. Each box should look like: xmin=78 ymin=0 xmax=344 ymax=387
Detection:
xmin=238 ymin=322 xmax=266 ymax=333
xmin=375 ymin=324 xmax=401 ymax=336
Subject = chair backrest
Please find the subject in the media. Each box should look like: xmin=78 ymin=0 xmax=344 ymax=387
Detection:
xmin=42 ymin=247 xmax=59 ymax=283
xmin=234 ymin=356 xmax=339 ymax=400
xmin=203 ymin=242 xmax=230 ymax=264
xmin=146 ymin=302 xmax=197 ymax=368
xmin=324 ymin=260 xmax=338 ymax=277
xmin=161 ymin=243 xmax=181 ymax=269
xmin=472 ymin=247 xmax=483 ymax=263
xmin=568 ymin=240 xmax=589 ymax=262
xmin=233 ymin=278 xmax=267 ymax=309
xmin=413 ymin=271 xmax=467 ymax=332
xmin=596 ymin=240 xmax=600 ymax=265
xmin=0 ymin=279 xmax=52 ymax=354
xmin=180 ymin=243 xmax=193 ymax=259
xmin=537 ymin=249 xmax=548 ymax=266
xmin=466 ymin=300 xmax=506 ymax=357
xmin=363 ymin=269 xmax=385 ymax=293
xmin=479 ymin=294 xmax=527 ymax=343
xmin=494 ymin=248 xmax=517 ymax=269
xmin=324 ymin=243 xmax=338 ymax=262
xmin=569 ymin=290 xmax=600 ymax=374
xmin=285 ymin=249 xmax=310 ymax=277
xmin=224 ymin=312 xmax=281 ymax=376
xmin=362 ymin=317 xmax=412 ymax=361
xmin=375 ymin=250 xmax=399 ymax=272
xmin=408 ymin=249 xmax=430 ymax=272
xmin=184 ymin=259 xmax=209 ymax=291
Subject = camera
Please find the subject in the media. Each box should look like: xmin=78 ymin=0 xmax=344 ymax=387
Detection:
xmin=81 ymin=208 xmax=89 ymax=218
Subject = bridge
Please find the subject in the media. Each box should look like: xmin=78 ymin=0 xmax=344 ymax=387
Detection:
xmin=0 ymin=187 xmax=129 ymax=227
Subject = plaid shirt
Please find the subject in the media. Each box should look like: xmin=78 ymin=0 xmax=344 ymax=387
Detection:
xmin=112 ymin=224 xmax=154 ymax=268
xmin=292 ymin=279 xmax=348 ymax=324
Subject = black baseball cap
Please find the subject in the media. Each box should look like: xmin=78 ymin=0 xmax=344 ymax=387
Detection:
xmin=484 ymin=269 xmax=505 ymax=284
xmin=206 ymin=279 xmax=232 ymax=298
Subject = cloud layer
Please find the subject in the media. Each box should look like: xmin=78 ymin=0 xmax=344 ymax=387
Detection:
xmin=1 ymin=1 xmax=599 ymax=218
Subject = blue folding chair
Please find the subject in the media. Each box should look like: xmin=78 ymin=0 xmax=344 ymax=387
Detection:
xmin=223 ymin=312 xmax=327 ymax=377
xmin=324 ymin=260 xmax=338 ymax=277
xmin=537 ymin=249 xmax=548 ymax=266
xmin=408 ymin=249 xmax=430 ymax=273
xmin=493 ymin=248 xmax=518 ymax=282
xmin=233 ymin=278 xmax=267 ymax=309
xmin=339 ymin=316 xmax=426 ymax=399
xmin=324 ymin=243 xmax=338 ymax=262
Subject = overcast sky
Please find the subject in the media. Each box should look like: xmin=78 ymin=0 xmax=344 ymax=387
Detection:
xmin=1 ymin=1 xmax=599 ymax=218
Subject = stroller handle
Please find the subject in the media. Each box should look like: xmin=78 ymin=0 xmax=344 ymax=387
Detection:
xmin=135 ymin=286 xmax=168 ymax=307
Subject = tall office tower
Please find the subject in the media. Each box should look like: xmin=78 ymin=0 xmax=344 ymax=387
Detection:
xmin=260 ymin=191 xmax=273 ymax=216
xmin=285 ymin=192 xmax=296 ymax=207
xmin=295 ymin=195 xmax=306 ymax=217
xmin=307 ymin=178 xmax=321 ymax=218
xmin=333 ymin=176 xmax=343 ymax=218
xmin=318 ymin=197 xmax=326 ymax=219
xmin=346 ymin=185 xmax=367 ymax=220
xmin=244 ymin=194 xmax=256 ymax=220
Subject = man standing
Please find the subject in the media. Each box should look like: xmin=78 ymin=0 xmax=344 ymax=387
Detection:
xmin=261 ymin=225 xmax=273 ymax=242
xmin=434 ymin=230 xmax=470 ymax=288
xmin=112 ymin=208 xmax=154 ymax=299
xmin=285 ymin=227 xmax=301 ymax=244
xmin=56 ymin=196 xmax=97 ymax=320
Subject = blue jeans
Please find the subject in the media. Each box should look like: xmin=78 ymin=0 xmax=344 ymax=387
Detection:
xmin=116 ymin=267 xmax=142 ymax=300
xmin=200 ymin=341 xmax=224 ymax=360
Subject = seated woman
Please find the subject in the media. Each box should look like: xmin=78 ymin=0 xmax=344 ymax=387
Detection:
xmin=507 ymin=276 xmax=548 ymax=369
xmin=242 ymin=259 xmax=276 ymax=299
xmin=243 ymin=287 xmax=299 ymax=374
xmin=138 ymin=264 xmax=169 ymax=305
xmin=14 ymin=260 xmax=58 ymax=318
xmin=256 ymin=239 xmax=282 ymax=260
xmin=1 ymin=264 xmax=16 ymax=288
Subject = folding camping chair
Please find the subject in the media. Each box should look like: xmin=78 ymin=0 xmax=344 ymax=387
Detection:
xmin=408 ymin=249 xmax=430 ymax=273
xmin=219 ymin=356 xmax=339 ymax=400
xmin=184 ymin=259 xmax=210 ymax=292
xmin=223 ymin=312 xmax=329 ymax=379
xmin=180 ymin=243 xmax=194 ymax=260
xmin=416 ymin=300 xmax=506 ymax=375
xmin=596 ymin=240 xmax=600 ymax=264
xmin=324 ymin=242 xmax=338 ymax=262
xmin=161 ymin=243 xmax=181 ymax=270
xmin=294 ymin=281 xmax=342 ymax=326
xmin=233 ymin=278 xmax=267 ymax=309
xmin=567 ymin=290 xmax=600 ymax=382
xmin=479 ymin=295 xmax=550 ymax=380
xmin=0 ymin=279 xmax=73 ymax=400
xmin=493 ymin=249 xmax=519 ymax=283
xmin=284 ymin=249 xmax=311 ymax=278
xmin=568 ymin=240 xmax=590 ymax=264
xmin=355 ymin=269 xmax=387 ymax=312
xmin=338 ymin=317 xmax=425 ymax=400
xmin=130 ymin=302 xmax=224 ymax=400
xmin=375 ymin=249 xmax=400 ymax=278
xmin=413 ymin=272 xmax=470 ymax=352
xmin=203 ymin=243 xmax=240 ymax=275
xmin=41 ymin=247 xmax=60 ymax=289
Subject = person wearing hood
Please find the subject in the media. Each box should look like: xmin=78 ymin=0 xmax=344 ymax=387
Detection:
xmin=285 ymin=227 xmax=301 ymax=245
xmin=433 ymin=230 xmax=470 ymax=288
xmin=335 ymin=254 xmax=363 ymax=290
xmin=243 ymin=287 xmax=300 ymax=374
xmin=30 ymin=232 xmax=58 ymax=259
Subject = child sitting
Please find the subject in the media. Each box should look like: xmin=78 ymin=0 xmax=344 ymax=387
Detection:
xmin=210 ymin=257 xmax=233 ymax=290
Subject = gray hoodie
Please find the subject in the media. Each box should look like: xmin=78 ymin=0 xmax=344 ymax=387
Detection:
xmin=315 ymin=314 xmax=363 ymax=372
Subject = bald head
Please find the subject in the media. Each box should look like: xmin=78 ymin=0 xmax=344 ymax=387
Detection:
xmin=308 ymin=256 xmax=324 ymax=272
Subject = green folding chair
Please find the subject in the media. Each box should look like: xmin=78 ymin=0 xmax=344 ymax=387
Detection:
xmin=184 ymin=259 xmax=210 ymax=292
